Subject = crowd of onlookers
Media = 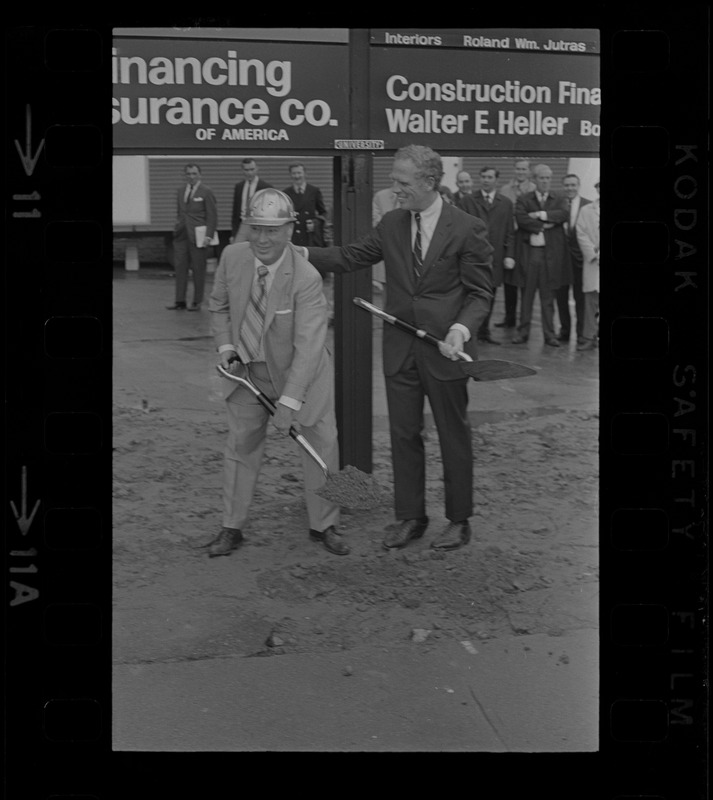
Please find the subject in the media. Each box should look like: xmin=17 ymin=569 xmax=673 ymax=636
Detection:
xmin=394 ymin=158 xmax=599 ymax=352
xmin=169 ymin=156 xmax=599 ymax=353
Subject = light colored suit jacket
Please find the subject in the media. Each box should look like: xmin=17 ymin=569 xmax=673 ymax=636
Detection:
xmin=575 ymin=200 xmax=600 ymax=293
xmin=209 ymin=242 xmax=334 ymax=426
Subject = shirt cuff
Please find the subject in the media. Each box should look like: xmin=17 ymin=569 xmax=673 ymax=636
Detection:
xmin=449 ymin=323 xmax=471 ymax=342
xmin=218 ymin=344 xmax=237 ymax=354
xmin=279 ymin=395 xmax=302 ymax=411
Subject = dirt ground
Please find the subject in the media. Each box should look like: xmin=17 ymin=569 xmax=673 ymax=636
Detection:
xmin=113 ymin=401 xmax=598 ymax=664
xmin=112 ymin=269 xmax=598 ymax=751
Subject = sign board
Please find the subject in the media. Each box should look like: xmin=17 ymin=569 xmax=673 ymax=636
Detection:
xmin=369 ymin=29 xmax=600 ymax=152
xmin=112 ymin=37 xmax=350 ymax=150
xmin=334 ymin=139 xmax=385 ymax=150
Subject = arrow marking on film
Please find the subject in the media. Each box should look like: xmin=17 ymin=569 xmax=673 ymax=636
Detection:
xmin=10 ymin=466 xmax=41 ymax=536
xmin=14 ymin=105 xmax=45 ymax=177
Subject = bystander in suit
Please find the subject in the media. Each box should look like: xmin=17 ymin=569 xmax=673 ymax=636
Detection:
xmin=230 ymin=158 xmax=272 ymax=242
xmin=575 ymin=181 xmax=600 ymax=352
xmin=512 ymin=164 xmax=571 ymax=347
xmin=459 ymin=167 xmax=516 ymax=344
xmin=167 ymin=164 xmax=218 ymax=312
xmin=556 ymin=173 xmax=591 ymax=344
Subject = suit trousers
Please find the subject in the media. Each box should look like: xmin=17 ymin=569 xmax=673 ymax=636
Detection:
xmin=173 ymin=230 xmax=207 ymax=305
xmin=385 ymin=345 xmax=473 ymax=523
xmin=518 ymin=247 xmax=556 ymax=341
xmin=222 ymin=362 xmax=340 ymax=533
xmin=555 ymin=263 xmax=584 ymax=338
xmin=503 ymin=282 xmax=519 ymax=326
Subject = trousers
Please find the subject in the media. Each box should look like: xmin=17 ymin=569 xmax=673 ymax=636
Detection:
xmin=173 ymin=230 xmax=207 ymax=305
xmin=385 ymin=345 xmax=473 ymax=523
xmin=222 ymin=362 xmax=340 ymax=533
xmin=518 ymin=247 xmax=556 ymax=341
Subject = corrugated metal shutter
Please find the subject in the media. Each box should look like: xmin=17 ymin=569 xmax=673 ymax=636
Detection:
xmin=147 ymin=156 xmax=336 ymax=232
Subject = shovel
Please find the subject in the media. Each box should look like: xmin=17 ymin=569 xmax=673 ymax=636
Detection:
xmin=353 ymin=297 xmax=537 ymax=381
xmin=216 ymin=364 xmax=386 ymax=509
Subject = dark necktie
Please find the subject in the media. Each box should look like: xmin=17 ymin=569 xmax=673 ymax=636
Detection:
xmin=238 ymin=265 xmax=269 ymax=362
xmin=413 ymin=212 xmax=423 ymax=279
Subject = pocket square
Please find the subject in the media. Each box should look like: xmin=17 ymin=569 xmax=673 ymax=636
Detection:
xmin=274 ymin=309 xmax=292 ymax=315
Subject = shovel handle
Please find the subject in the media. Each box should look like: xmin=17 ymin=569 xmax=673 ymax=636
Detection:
xmin=353 ymin=297 xmax=473 ymax=362
xmin=216 ymin=364 xmax=329 ymax=477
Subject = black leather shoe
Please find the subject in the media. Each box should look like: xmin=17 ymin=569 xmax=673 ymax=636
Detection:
xmin=207 ymin=528 xmax=243 ymax=557
xmin=557 ymin=331 xmax=570 ymax=342
xmin=166 ymin=302 xmax=187 ymax=310
xmin=512 ymin=335 xmax=529 ymax=344
xmin=545 ymin=338 xmax=561 ymax=347
xmin=430 ymin=520 xmax=471 ymax=550
xmin=477 ymin=334 xmax=501 ymax=345
xmin=383 ymin=517 xmax=429 ymax=550
xmin=309 ymin=526 xmax=350 ymax=555
xmin=187 ymin=303 xmax=201 ymax=311
xmin=494 ymin=320 xmax=514 ymax=328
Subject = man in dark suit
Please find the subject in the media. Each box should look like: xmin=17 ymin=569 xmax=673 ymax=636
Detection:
xmin=459 ymin=167 xmax=516 ymax=345
xmin=167 ymin=163 xmax=218 ymax=311
xmin=283 ymin=163 xmax=327 ymax=247
xmin=557 ymin=173 xmax=591 ymax=344
xmin=512 ymin=164 xmax=571 ymax=347
xmin=305 ymin=145 xmax=493 ymax=552
xmin=230 ymin=158 xmax=272 ymax=243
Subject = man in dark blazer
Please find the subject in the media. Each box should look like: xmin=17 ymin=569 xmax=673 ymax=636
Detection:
xmin=557 ymin=173 xmax=591 ymax=344
xmin=167 ymin=163 xmax=218 ymax=311
xmin=305 ymin=145 xmax=494 ymax=552
xmin=230 ymin=158 xmax=272 ymax=242
xmin=284 ymin=163 xmax=327 ymax=247
xmin=459 ymin=166 xmax=516 ymax=345
xmin=512 ymin=164 xmax=571 ymax=347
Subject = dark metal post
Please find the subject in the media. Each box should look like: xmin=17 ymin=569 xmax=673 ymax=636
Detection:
xmin=333 ymin=29 xmax=374 ymax=472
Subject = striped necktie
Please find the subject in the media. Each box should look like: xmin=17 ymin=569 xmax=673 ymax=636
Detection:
xmin=413 ymin=212 xmax=423 ymax=279
xmin=237 ymin=265 xmax=269 ymax=362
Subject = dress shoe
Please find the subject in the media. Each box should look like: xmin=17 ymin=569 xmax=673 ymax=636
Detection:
xmin=207 ymin=528 xmax=243 ymax=557
xmin=309 ymin=525 xmax=350 ymax=555
xmin=431 ymin=520 xmax=472 ymax=550
xmin=187 ymin=303 xmax=201 ymax=311
xmin=166 ymin=302 xmax=187 ymax=310
xmin=383 ymin=517 xmax=429 ymax=550
xmin=557 ymin=331 xmax=570 ymax=342
xmin=577 ymin=339 xmax=597 ymax=351
xmin=477 ymin=334 xmax=501 ymax=345
xmin=494 ymin=320 xmax=515 ymax=328
xmin=544 ymin=338 xmax=561 ymax=347
xmin=511 ymin=335 xmax=529 ymax=344
xmin=577 ymin=336 xmax=586 ymax=346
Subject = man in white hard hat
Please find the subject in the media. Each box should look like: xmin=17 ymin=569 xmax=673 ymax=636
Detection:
xmin=206 ymin=189 xmax=348 ymax=558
